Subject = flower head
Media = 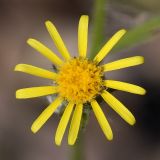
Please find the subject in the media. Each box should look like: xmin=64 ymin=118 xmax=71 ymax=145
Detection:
xmin=56 ymin=57 xmax=103 ymax=103
xmin=15 ymin=15 xmax=146 ymax=146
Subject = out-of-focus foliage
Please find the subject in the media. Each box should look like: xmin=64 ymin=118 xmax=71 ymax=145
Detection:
xmin=113 ymin=0 xmax=160 ymax=12
xmin=112 ymin=16 xmax=160 ymax=53
xmin=90 ymin=0 xmax=160 ymax=57
xmin=90 ymin=0 xmax=107 ymax=59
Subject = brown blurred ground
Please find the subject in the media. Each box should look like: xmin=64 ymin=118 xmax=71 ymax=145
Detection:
xmin=0 ymin=0 xmax=160 ymax=160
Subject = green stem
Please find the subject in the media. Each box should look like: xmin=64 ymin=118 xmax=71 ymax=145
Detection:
xmin=89 ymin=0 xmax=107 ymax=60
xmin=71 ymin=1 xmax=107 ymax=159
xmin=81 ymin=0 xmax=107 ymax=131
xmin=71 ymin=132 xmax=85 ymax=160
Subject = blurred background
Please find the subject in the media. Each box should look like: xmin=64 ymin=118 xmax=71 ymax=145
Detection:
xmin=0 ymin=0 xmax=160 ymax=160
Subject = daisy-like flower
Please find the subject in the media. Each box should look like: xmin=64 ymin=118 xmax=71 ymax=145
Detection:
xmin=15 ymin=15 xmax=146 ymax=146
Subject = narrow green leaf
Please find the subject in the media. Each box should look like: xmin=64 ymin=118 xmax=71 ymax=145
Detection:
xmin=113 ymin=16 xmax=160 ymax=53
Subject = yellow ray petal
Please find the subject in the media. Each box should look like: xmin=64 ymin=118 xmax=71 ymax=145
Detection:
xmin=15 ymin=64 xmax=57 ymax=80
xmin=104 ymin=80 xmax=146 ymax=95
xmin=31 ymin=97 xmax=63 ymax=133
xmin=16 ymin=86 xmax=57 ymax=99
xmin=55 ymin=102 xmax=74 ymax=146
xmin=101 ymin=90 xmax=136 ymax=125
xmin=68 ymin=103 xmax=83 ymax=145
xmin=91 ymin=100 xmax=113 ymax=140
xmin=45 ymin=21 xmax=71 ymax=60
xmin=94 ymin=29 xmax=126 ymax=63
xmin=78 ymin=15 xmax=89 ymax=58
xmin=27 ymin=39 xmax=63 ymax=66
xmin=102 ymin=56 xmax=144 ymax=72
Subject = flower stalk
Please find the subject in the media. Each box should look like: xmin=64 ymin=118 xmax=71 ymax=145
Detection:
xmin=80 ymin=0 xmax=107 ymax=135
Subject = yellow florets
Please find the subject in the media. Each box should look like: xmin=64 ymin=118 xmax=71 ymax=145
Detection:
xmin=56 ymin=58 xmax=103 ymax=103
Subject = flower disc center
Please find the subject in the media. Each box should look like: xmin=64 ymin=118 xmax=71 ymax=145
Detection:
xmin=56 ymin=58 xmax=103 ymax=103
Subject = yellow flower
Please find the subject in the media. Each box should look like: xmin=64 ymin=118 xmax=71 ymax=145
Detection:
xmin=15 ymin=15 xmax=146 ymax=146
